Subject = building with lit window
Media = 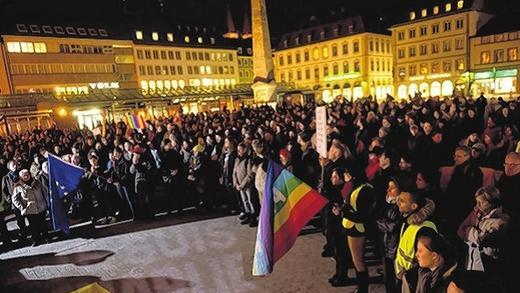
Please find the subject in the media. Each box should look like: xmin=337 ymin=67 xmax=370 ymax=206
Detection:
xmin=132 ymin=25 xmax=240 ymax=105
xmin=469 ymin=17 xmax=520 ymax=98
xmin=273 ymin=16 xmax=394 ymax=102
xmin=0 ymin=23 xmax=136 ymax=96
xmin=390 ymin=0 xmax=493 ymax=100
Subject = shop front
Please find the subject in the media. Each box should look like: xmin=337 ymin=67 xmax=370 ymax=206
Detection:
xmin=470 ymin=69 xmax=518 ymax=98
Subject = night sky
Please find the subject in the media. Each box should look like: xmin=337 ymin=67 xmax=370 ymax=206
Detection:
xmin=0 ymin=0 xmax=519 ymax=38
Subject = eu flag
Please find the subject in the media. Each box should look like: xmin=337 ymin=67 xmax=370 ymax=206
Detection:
xmin=48 ymin=153 xmax=85 ymax=234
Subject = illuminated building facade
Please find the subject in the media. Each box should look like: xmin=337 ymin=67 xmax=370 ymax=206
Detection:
xmin=132 ymin=26 xmax=239 ymax=95
xmin=0 ymin=23 xmax=136 ymax=96
xmin=390 ymin=0 xmax=493 ymax=99
xmin=273 ymin=16 xmax=393 ymax=102
xmin=469 ymin=18 xmax=520 ymax=97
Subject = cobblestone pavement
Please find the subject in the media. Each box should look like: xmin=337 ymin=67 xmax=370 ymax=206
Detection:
xmin=0 ymin=216 xmax=384 ymax=293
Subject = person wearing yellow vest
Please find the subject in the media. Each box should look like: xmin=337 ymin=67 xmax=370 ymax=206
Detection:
xmin=395 ymin=191 xmax=437 ymax=280
xmin=336 ymin=180 xmax=376 ymax=293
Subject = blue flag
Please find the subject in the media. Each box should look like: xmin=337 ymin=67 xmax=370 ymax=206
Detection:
xmin=48 ymin=154 xmax=85 ymax=234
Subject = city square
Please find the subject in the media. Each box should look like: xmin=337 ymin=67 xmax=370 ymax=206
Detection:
xmin=0 ymin=0 xmax=519 ymax=292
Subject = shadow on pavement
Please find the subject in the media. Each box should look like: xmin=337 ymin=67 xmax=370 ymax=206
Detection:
xmin=0 ymin=249 xmax=191 ymax=293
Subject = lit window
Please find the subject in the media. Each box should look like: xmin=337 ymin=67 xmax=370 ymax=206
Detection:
xmin=20 ymin=42 xmax=34 ymax=53
xmin=99 ymin=29 xmax=108 ymax=36
xmin=421 ymin=9 xmax=427 ymax=17
xmin=457 ymin=0 xmax=464 ymax=9
xmin=446 ymin=3 xmax=452 ymax=12
xmin=184 ymin=36 xmax=190 ymax=43
xmin=34 ymin=43 xmax=47 ymax=53
xmin=210 ymin=37 xmax=215 ymax=45
xmin=140 ymin=80 xmax=148 ymax=89
xmin=410 ymin=12 xmax=416 ymax=20
xmin=197 ymin=37 xmax=203 ymax=44
xmin=206 ymin=66 xmax=211 ymax=74
xmin=167 ymin=33 xmax=174 ymax=42
xmin=7 ymin=42 xmax=21 ymax=53
xmin=433 ymin=6 xmax=439 ymax=14
xmin=135 ymin=30 xmax=143 ymax=40
xmin=152 ymin=32 xmax=159 ymax=41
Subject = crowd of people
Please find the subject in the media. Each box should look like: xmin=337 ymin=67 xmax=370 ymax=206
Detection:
xmin=0 ymin=93 xmax=519 ymax=293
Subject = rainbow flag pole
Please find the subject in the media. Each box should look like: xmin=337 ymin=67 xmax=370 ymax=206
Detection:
xmin=252 ymin=160 xmax=328 ymax=276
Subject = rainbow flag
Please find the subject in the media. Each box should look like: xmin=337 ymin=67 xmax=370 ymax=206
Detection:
xmin=126 ymin=113 xmax=146 ymax=129
xmin=252 ymin=160 xmax=328 ymax=276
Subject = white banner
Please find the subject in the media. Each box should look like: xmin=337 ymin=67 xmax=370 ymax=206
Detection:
xmin=315 ymin=106 xmax=327 ymax=158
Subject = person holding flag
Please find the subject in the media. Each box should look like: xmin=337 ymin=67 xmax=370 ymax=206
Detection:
xmin=47 ymin=153 xmax=85 ymax=235
xmin=252 ymin=159 xmax=328 ymax=276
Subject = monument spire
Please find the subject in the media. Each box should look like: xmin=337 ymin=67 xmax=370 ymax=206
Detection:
xmin=250 ymin=0 xmax=277 ymax=103
xmin=223 ymin=3 xmax=239 ymax=39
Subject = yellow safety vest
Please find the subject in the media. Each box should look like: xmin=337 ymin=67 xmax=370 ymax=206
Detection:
xmin=395 ymin=220 xmax=437 ymax=277
xmin=342 ymin=184 xmax=372 ymax=232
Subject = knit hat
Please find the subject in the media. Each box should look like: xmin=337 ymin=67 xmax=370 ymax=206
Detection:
xmin=471 ymin=142 xmax=486 ymax=153
xmin=279 ymin=148 xmax=292 ymax=161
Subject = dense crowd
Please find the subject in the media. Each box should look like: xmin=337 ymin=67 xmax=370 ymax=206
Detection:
xmin=1 ymin=93 xmax=520 ymax=293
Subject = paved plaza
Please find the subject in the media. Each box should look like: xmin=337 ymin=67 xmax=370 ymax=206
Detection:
xmin=0 ymin=215 xmax=384 ymax=293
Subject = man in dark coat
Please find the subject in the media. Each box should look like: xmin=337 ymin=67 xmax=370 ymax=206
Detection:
xmin=296 ymin=131 xmax=321 ymax=189
xmin=1 ymin=160 xmax=28 ymax=242
xmin=320 ymin=142 xmax=348 ymax=257
xmin=443 ymin=146 xmax=483 ymax=234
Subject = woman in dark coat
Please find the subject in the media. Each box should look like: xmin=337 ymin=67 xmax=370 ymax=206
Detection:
xmin=376 ymin=177 xmax=403 ymax=293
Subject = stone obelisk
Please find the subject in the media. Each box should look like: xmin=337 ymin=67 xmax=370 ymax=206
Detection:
xmin=251 ymin=0 xmax=277 ymax=103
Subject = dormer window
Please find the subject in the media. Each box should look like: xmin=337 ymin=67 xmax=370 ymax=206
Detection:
xmin=197 ymin=37 xmax=203 ymax=43
xmin=99 ymin=29 xmax=108 ymax=36
xmin=65 ymin=27 xmax=76 ymax=35
xmin=29 ymin=25 xmax=40 ymax=33
xmin=88 ymin=28 xmax=98 ymax=36
xmin=283 ymin=39 xmax=288 ymax=48
xmin=54 ymin=26 xmax=65 ymax=34
xmin=320 ymin=31 xmax=325 ymax=39
xmin=433 ymin=6 xmax=439 ymax=15
xmin=16 ymin=24 xmax=28 ymax=33
xmin=167 ymin=33 xmax=174 ymax=42
xmin=77 ymin=28 xmax=87 ymax=35
xmin=135 ymin=30 xmax=143 ymax=40
xmin=421 ymin=9 xmax=427 ymax=17
xmin=295 ymin=37 xmax=300 ymax=45
xmin=184 ymin=36 xmax=190 ymax=43
xmin=307 ymin=34 xmax=312 ymax=42
xmin=42 ymin=26 xmax=52 ymax=34
xmin=247 ymin=48 xmax=252 ymax=54
xmin=152 ymin=32 xmax=159 ymax=41
xmin=410 ymin=12 xmax=416 ymax=20
xmin=210 ymin=37 xmax=215 ymax=45
xmin=446 ymin=3 xmax=452 ymax=12
xmin=457 ymin=0 xmax=464 ymax=9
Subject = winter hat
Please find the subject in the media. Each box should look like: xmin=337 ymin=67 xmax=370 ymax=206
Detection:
xmin=471 ymin=142 xmax=486 ymax=153
xmin=279 ymin=148 xmax=292 ymax=161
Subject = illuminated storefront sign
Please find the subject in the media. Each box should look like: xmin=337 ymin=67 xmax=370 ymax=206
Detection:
xmin=409 ymin=73 xmax=452 ymax=81
xmin=323 ymin=73 xmax=361 ymax=82
xmin=89 ymin=82 xmax=120 ymax=89
xmin=473 ymin=69 xmax=518 ymax=80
